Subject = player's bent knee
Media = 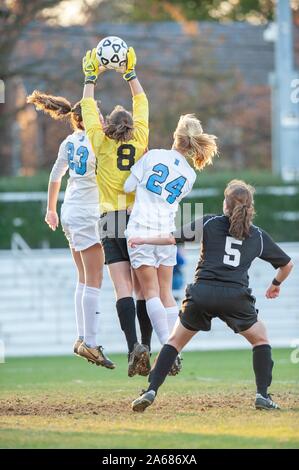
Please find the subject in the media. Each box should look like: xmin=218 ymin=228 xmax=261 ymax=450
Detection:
xmin=115 ymin=283 xmax=133 ymax=299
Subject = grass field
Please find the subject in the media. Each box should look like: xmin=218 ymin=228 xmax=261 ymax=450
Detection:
xmin=0 ymin=349 xmax=298 ymax=449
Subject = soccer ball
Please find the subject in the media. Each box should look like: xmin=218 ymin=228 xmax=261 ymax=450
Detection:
xmin=96 ymin=36 xmax=128 ymax=71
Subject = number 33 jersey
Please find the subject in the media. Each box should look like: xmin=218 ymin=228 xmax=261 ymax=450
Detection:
xmin=50 ymin=130 xmax=99 ymax=206
xmin=128 ymin=148 xmax=196 ymax=234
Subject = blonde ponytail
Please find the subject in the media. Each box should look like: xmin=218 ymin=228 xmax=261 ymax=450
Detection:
xmin=173 ymin=114 xmax=218 ymax=170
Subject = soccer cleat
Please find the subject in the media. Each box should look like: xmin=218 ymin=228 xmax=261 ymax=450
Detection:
xmin=78 ymin=342 xmax=116 ymax=369
xmin=255 ymin=393 xmax=280 ymax=410
xmin=132 ymin=389 xmax=156 ymax=412
xmin=168 ymin=354 xmax=183 ymax=376
xmin=137 ymin=344 xmax=151 ymax=377
xmin=73 ymin=338 xmax=83 ymax=356
xmin=128 ymin=343 xmax=149 ymax=377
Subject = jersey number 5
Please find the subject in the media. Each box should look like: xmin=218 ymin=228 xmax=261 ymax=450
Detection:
xmin=117 ymin=144 xmax=136 ymax=171
xmin=223 ymin=236 xmax=243 ymax=267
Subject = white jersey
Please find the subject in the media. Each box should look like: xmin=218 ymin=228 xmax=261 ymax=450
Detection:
xmin=50 ymin=130 xmax=99 ymax=206
xmin=127 ymin=149 xmax=196 ymax=235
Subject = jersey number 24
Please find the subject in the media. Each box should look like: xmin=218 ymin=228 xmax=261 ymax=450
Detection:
xmin=146 ymin=163 xmax=187 ymax=204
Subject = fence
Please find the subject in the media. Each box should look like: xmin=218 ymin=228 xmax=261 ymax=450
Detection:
xmin=0 ymin=241 xmax=298 ymax=358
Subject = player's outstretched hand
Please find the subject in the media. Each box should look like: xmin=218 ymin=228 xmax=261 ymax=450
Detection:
xmin=123 ymin=47 xmax=137 ymax=81
xmin=45 ymin=210 xmax=59 ymax=231
xmin=82 ymin=48 xmax=100 ymax=84
xmin=128 ymin=237 xmax=144 ymax=249
xmin=265 ymin=284 xmax=280 ymax=299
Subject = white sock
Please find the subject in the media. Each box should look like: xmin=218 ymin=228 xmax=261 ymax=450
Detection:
xmin=74 ymin=282 xmax=85 ymax=339
xmin=166 ymin=305 xmax=180 ymax=335
xmin=82 ymin=285 xmax=101 ymax=348
xmin=146 ymin=297 xmax=169 ymax=345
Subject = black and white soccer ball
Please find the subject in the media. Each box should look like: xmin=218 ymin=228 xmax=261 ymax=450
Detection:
xmin=96 ymin=36 xmax=128 ymax=71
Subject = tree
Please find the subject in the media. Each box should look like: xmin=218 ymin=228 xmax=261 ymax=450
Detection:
xmin=0 ymin=0 xmax=64 ymax=175
xmin=62 ymin=0 xmax=278 ymax=26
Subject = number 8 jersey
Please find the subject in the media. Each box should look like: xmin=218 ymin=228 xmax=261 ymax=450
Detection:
xmin=127 ymin=148 xmax=196 ymax=235
xmin=81 ymin=93 xmax=149 ymax=213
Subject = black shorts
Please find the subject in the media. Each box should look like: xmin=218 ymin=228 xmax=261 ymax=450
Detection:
xmin=99 ymin=210 xmax=130 ymax=265
xmin=179 ymin=281 xmax=258 ymax=334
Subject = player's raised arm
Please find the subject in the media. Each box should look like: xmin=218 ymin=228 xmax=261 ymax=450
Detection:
xmin=81 ymin=49 xmax=106 ymax=155
xmin=122 ymin=47 xmax=149 ymax=148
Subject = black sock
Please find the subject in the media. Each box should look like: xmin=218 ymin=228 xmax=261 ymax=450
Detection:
xmin=252 ymin=344 xmax=273 ymax=398
xmin=116 ymin=297 xmax=138 ymax=354
xmin=148 ymin=344 xmax=178 ymax=393
xmin=136 ymin=300 xmax=152 ymax=350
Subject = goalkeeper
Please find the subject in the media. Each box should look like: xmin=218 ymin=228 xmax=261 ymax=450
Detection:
xmin=80 ymin=47 xmax=152 ymax=378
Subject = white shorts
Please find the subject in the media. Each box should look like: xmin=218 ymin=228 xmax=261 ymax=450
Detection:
xmin=61 ymin=203 xmax=100 ymax=252
xmin=127 ymin=243 xmax=177 ymax=269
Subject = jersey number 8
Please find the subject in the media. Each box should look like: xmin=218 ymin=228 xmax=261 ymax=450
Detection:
xmin=117 ymin=144 xmax=136 ymax=171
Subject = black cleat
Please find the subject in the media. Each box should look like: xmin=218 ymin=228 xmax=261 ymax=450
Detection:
xmin=255 ymin=393 xmax=280 ymax=410
xmin=137 ymin=344 xmax=151 ymax=376
xmin=132 ymin=389 xmax=156 ymax=412
xmin=168 ymin=354 xmax=183 ymax=376
xmin=128 ymin=343 xmax=148 ymax=377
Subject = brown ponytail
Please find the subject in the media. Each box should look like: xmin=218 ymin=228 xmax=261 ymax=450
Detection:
xmin=224 ymin=179 xmax=256 ymax=240
xmin=173 ymin=114 xmax=218 ymax=170
xmin=103 ymin=105 xmax=134 ymax=142
xmin=27 ymin=90 xmax=84 ymax=131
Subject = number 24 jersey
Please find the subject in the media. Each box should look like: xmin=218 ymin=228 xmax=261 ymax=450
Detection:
xmin=128 ymin=148 xmax=196 ymax=234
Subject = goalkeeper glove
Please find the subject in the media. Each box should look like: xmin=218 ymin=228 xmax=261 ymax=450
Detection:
xmin=82 ymin=49 xmax=99 ymax=85
xmin=123 ymin=47 xmax=137 ymax=82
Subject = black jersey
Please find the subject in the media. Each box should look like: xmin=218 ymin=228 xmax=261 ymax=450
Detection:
xmin=175 ymin=214 xmax=291 ymax=288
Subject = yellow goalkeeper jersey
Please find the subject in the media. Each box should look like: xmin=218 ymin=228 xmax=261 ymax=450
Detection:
xmin=81 ymin=93 xmax=149 ymax=213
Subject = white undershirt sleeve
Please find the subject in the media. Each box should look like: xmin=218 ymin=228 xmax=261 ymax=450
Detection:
xmin=49 ymin=141 xmax=69 ymax=182
xmin=124 ymin=173 xmax=139 ymax=193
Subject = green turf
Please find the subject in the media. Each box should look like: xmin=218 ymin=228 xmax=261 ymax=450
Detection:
xmin=0 ymin=349 xmax=298 ymax=449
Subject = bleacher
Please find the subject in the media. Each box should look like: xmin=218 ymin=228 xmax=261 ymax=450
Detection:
xmin=0 ymin=243 xmax=298 ymax=358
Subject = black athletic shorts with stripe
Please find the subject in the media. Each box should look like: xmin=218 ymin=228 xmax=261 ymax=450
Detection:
xmin=179 ymin=281 xmax=258 ymax=333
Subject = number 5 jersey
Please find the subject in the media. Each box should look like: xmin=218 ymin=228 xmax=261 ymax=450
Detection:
xmin=175 ymin=215 xmax=291 ymax=288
